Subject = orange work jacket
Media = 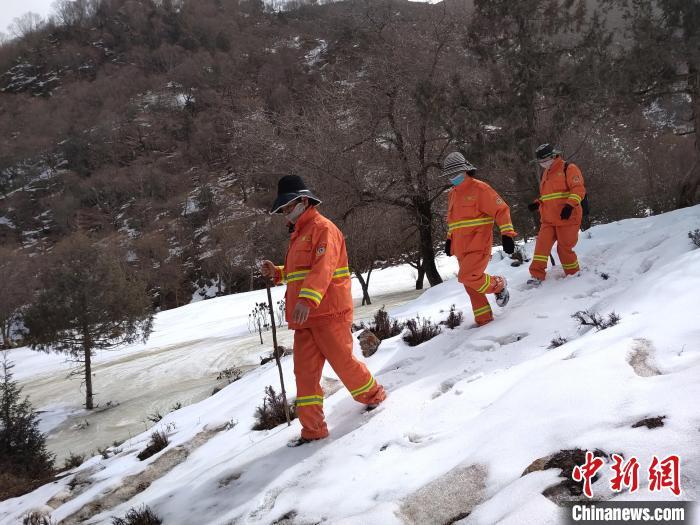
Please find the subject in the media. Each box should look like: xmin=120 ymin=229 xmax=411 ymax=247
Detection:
xmin=447 ymin=177 xmax=517 ymax=256
xmin=274 ymin=207 xmax=353 ymax=329
xmin=537 ymin=157 xmax=586 ymax=226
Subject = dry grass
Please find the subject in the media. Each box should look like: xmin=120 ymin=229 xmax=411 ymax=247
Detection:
xmin=353 ymin=307 xmax=405 ymax=340
xmin=403 ymin=317 xmax=441 ymax=347
xmin=137 ymin=430 xmax=169 ymax=461
xmin=572 ymin=310 xmax=621 ymax=331
xmin=252 ymin=386 xmax=297 ymax=431
xmin=440 ymin=305 xmax=463 ymax=329
xmin=111 ymin=505 xmax=163 ymax=525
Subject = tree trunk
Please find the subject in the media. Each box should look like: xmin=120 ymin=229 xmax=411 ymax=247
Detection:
xmin=79 ymin=317 xmax=95 ymax=410
xmin=0 ymin=320 xmax=9 ymax=350
xmin=415 ymin=198 xmax=442 ymax=286
xmin=355 ymin=270 xmax=372 ymax=306
xmin=415 ymin=263 xmax=425 ymax=290
xmin=84 ymin=344 xmax=93 ymax=410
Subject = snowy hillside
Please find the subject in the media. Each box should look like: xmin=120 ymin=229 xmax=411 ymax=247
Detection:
xmin=2 ymin=206 xmax=700 ymax=524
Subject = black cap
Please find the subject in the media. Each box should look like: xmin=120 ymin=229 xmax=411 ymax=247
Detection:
xmin=535 ymin=143 xmax=559 ymax=160
xmin=270 ymin=175 xmax=322 ymax=214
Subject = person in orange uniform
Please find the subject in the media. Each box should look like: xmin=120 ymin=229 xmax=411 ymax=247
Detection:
xmin=527 ymin=144 xmax=586 ymax=286
xmin=260 ymin=175 xmax=386 ymax=447
xmin=442 ymin=152 xmax=517 ymax=326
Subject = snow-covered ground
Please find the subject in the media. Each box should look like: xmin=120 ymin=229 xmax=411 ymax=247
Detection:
xmin=2 ymin=207 xmax=700 ymax=524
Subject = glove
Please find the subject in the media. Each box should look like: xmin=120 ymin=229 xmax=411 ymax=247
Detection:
xmin=501 ymin=235 xmax=515 ymax=255
xmin=444 ymin=239 xmax=451 ymax=257
xmin=581 ymin=215 xmax=592 ymax=232
xmin=560 ymin=204 xmax=574 ymax=220
xmin=527 ymin=201 xmax=539 ymax=211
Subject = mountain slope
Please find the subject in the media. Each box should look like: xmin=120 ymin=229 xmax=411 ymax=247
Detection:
xmin=2 ymin=205 xmax=699 ymax=524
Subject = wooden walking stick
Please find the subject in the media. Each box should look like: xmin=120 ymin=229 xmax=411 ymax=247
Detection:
xmin=266 ymin=280 xmax=291 ymax=426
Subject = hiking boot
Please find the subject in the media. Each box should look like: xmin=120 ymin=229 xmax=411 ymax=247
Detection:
xmin=287 ymin=436 xmax=317 ymax=448
xmin=526 ymin=278 xmax=543 ymax=288
xmin=494 ymin=277 xmax=509 ymax=307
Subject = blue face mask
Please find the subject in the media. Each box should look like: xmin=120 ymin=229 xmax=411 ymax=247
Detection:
xmin=450 ymin=174 xmax=465 ymax=186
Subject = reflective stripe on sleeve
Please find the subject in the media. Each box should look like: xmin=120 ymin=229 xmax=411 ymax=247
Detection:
xmin=299 ymin=287 xmax=324 ymax=305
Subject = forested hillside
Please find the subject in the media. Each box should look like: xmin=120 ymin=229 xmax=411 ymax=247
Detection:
xmin=1 ymin=0 xmax=698 ymax=340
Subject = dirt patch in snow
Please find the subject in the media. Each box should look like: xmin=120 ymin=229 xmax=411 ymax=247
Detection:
xmin=399 ymin=464 xmax=487 ymax=525
xmin=57 ymin=427 xmax=219 ymax=524
xmin=627 ymin=338 xmax=662 ymax=377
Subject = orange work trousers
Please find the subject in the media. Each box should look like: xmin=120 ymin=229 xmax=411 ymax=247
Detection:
xmin=293 ymin=321 xmax=386 ymax=440
xmin=529 ymin=222 xmax=581 ymax=280
xmin=457 ymin=250 xmax=502 ymax=325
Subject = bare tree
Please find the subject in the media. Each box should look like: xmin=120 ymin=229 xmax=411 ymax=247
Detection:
xmin=9 ymin=12 xmax=45 ymax=38
xmin=283 ymin=1 xmax=472 ymax=287
xmin=343 ymin=206 xmax=405 ymax=305
xmin=51 ymin=0 xmax=99 ymax=29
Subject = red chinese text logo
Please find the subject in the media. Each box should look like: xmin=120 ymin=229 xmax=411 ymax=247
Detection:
xmin=572 ymin=452 xmax=681 ymax=498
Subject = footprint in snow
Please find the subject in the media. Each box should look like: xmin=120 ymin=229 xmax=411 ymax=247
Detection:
xmin=490 ymin=332 xmax=529 ymax=345
xmin=404 ymin=431 xmax=438 ymax=444
xmin=377 ymin=356 xmax=426 ymax=375
xmin=639 ymin=236 xmax=667 ymax=252
xmin=636 ymin=256 xmax=657 ymax=274
xmin=471 ymin=332 xmax=529 ymax=351
xmin=432 ymin=371 xmax=470 ymax=398
xmin=470 ymin=339 xmax=500 ymax=352
xmin=432 ymin=371 xmax=482 ymax=399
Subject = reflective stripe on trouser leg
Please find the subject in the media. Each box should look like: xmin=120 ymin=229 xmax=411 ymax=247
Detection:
xmin=309 ymin=321 xmax=386 ymax=406
xmin=465 ymin=285 xmax=493 ymax=325
xmin=555 ymin=223 xmax=581 ymax=275
xmin=529 ymin=223 xmax=557 ymax=281
xmin=293 ymin=328 xmax=329 ymax=440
